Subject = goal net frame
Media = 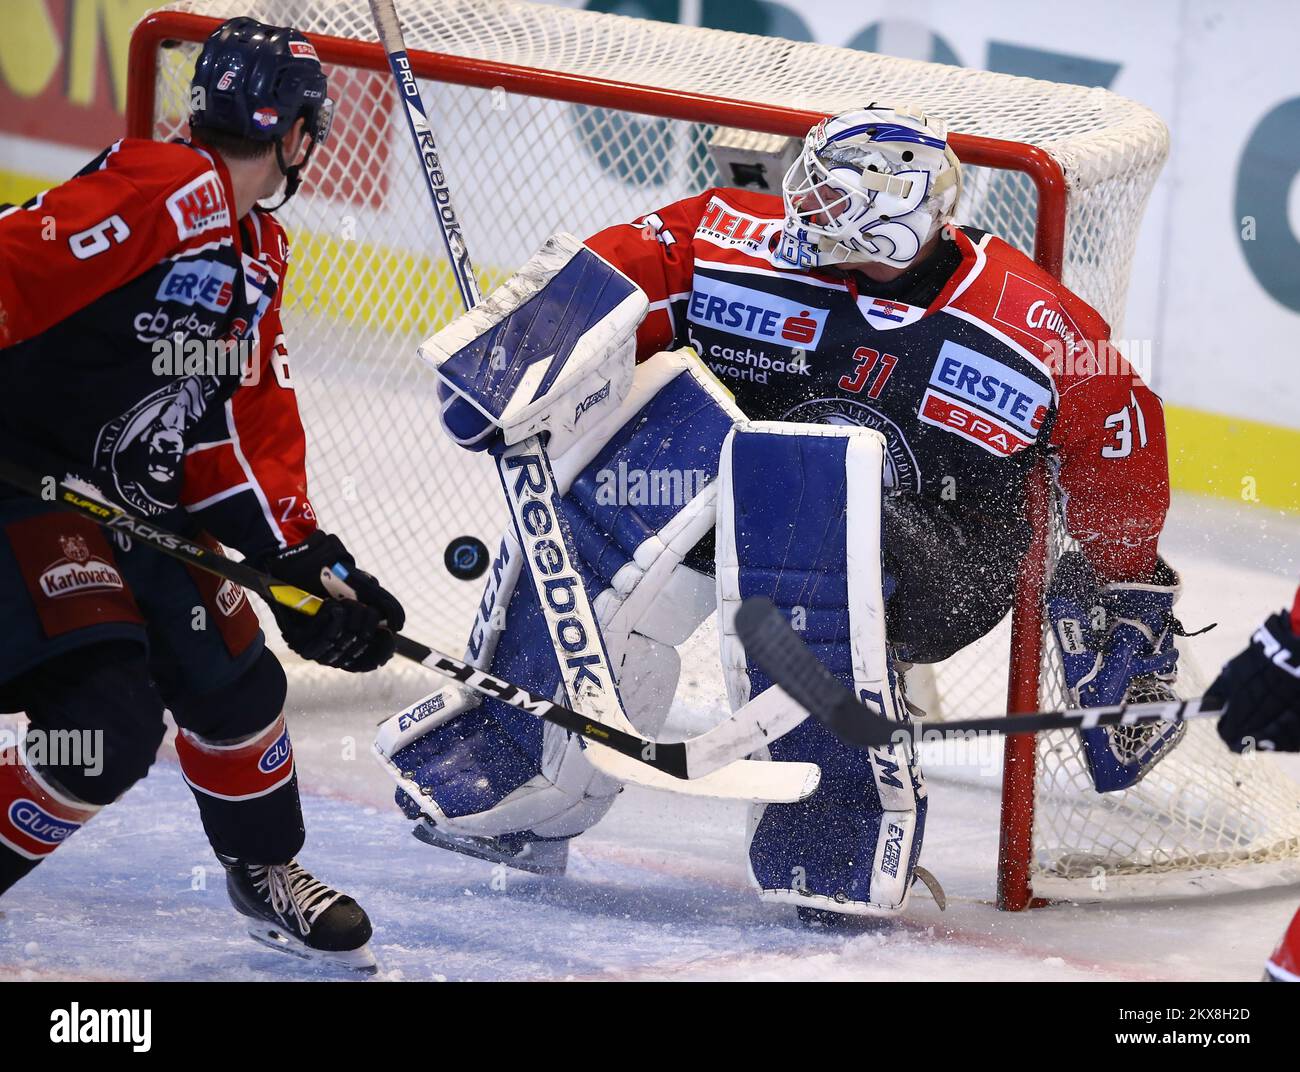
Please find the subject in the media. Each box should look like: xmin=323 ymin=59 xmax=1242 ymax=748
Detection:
xmin=124 ymin=0 xmax=1298 ymax=912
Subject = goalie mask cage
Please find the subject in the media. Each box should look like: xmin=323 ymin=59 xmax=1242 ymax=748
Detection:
xmin=127 ymin=0 xmax=1300 ymax=911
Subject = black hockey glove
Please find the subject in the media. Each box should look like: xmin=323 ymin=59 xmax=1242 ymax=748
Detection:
xmin=1208 ymin=610 xmax=1300 ymax=753
xmin=259 ymin=531 xmax=406 ymax=673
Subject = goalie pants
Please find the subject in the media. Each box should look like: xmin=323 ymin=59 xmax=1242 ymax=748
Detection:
xmin=881 ymin=495 xmax=1030 ymax=664
xmin=0 ymin=500 xmax=304 ymax=895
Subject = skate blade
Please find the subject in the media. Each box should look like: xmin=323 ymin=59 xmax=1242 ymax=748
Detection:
xmin=245 ymin=923 xmax=379 ymax=974
xmin=412 ymin=819 xmax=568 ymax=876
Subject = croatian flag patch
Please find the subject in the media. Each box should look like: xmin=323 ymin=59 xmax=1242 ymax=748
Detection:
xmin=861 ymin=296 xmax=925 ymax=329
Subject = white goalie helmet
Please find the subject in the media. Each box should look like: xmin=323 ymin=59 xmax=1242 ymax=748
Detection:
xmin=779 ymin=104 xmax=963 ymax=269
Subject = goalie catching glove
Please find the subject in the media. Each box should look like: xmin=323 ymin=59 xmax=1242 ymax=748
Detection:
xmin=258 ymin=531 xmax=405 ymax=672
xmin=1047 ymin=550 xmax=1186 ymax=792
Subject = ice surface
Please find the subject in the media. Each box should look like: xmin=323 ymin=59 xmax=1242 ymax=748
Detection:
xmin=2 ymin=493 xmax=1297 ymax=981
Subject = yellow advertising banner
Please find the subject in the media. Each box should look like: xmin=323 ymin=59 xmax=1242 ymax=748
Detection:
xmin=0 ymin=1 xmax=154 ymax=200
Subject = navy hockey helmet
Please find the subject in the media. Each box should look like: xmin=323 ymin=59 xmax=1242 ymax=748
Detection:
xmin=189 ymin=17 xmax=334 ymax=205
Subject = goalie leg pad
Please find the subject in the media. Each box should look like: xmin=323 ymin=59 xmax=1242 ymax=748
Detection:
xmin=392 ymin=559 xmax=621 ymax=839
xmin=377 ymin=350 xmax=741 ymax=846
xmin=718 ymin=422 xmax=926 ymax=916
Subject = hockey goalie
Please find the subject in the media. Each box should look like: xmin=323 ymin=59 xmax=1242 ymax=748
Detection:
xmin=376 ymin=105 xmax=1184 ymax=923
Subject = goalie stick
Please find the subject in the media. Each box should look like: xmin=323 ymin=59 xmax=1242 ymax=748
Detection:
xmin=0 ymin=456 xmax=814 ymax=793
xmin=734 ymin=596 xmax=1224 ymax=749
xmin=366 ymin=0 xmax=810 ymax=801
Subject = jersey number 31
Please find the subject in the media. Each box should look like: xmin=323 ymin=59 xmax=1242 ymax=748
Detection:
xmin=839 ymin=347 xmax=898 ymax=398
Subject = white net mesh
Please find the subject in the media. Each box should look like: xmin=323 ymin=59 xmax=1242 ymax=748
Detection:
xmin=922 ymin=505 xmax=1300 ymax=900
xmin=1026 ymin=518 xmax=1300 ymax=899
xmin=133 ymin=0 xmax=1300 ymax=899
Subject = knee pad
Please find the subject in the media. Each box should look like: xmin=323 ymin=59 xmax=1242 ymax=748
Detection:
xmin=165 ymin=646 xmax=288 ymax=742
xmin=718 ymin=422 xmax=926 ymax=916
xmin=376 ymin=349 xmax=741 ymax=841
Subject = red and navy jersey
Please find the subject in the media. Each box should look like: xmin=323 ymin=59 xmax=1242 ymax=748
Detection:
xmin=0 ymin=138 xmax=316 ymax=561
xmin=587 ymin=188 xmax=1170 ymax=582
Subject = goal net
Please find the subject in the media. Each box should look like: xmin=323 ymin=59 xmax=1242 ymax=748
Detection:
xmin=127 ymin=0 xmax=1300 ymax=908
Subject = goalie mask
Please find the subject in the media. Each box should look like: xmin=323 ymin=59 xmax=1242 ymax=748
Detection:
xmin=779 ymin=105 xmax=962 ymax=270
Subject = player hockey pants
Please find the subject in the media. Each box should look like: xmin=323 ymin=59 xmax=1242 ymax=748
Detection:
xmin=0 ymin=504 xmax=305 ymax=895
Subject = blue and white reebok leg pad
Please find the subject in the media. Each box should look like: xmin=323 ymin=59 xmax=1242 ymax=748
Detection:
xmin=374 ymin=350 xmax=741 ymax=871
xmin=718 ymin=422 xmax=927 ymax=917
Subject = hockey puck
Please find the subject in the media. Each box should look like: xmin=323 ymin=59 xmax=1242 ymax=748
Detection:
xmin=444 ymin=535 xmax=489 ymax=580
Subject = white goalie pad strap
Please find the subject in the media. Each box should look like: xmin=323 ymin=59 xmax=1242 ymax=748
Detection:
xmin=463 ymin=530 xmax=524 ymax=671
xmin=715 ymin=427 xmax=749 ymax=712
xmin=373 ymin=683 xmax=477 ymax=761
xmin=422 ymin=231 xmax=648 ymax=454
xmin=843 ymin=430 xmax=908 ymax=729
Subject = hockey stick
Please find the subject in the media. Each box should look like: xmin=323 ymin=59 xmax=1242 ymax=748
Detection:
xmin=734 ymin=595 xmax=1224 ymax=749
xmin=0 ymin=457 xmax=813 ymax=790
xmin=365 ymin=0 xmax=807 ymax=800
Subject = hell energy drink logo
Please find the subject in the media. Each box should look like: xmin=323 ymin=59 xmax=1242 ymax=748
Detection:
xmin=165 ymin=171 xmax=231 ymax=241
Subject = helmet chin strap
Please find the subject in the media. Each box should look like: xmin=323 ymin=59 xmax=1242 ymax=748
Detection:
xmin=264 ymin=136 xmax=316 ymax=212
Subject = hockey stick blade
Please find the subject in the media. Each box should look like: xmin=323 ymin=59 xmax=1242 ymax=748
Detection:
xmin=735 ymin=595 xmax=1224 ymax=747
xmin=390 ymin=634 xmax=816 ymax=792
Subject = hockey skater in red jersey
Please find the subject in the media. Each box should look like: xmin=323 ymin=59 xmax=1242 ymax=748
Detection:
xmin=0 ymin=18 xmax=402 ymax=970
xmin=385 ymin=105 xmax=1185 ymax=924
xmin=1207 ymin=584 xmax=1300 ymax=982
